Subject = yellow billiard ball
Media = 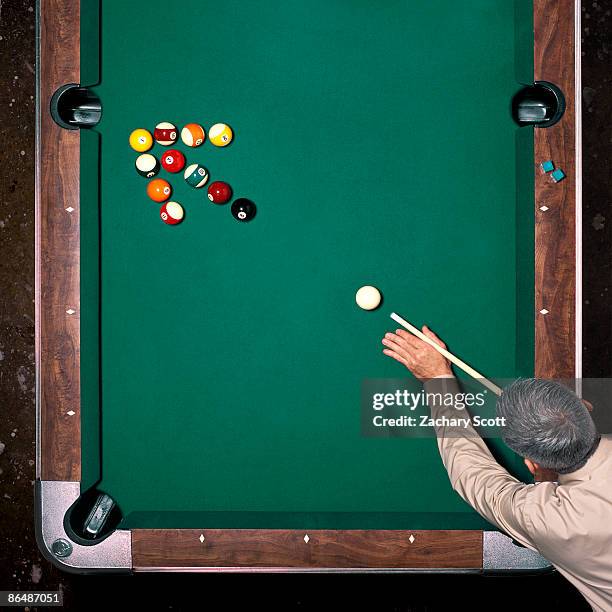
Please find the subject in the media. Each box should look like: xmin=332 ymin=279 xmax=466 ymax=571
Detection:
xmin=209 ymin=123 xmax=233 ymax=147
xmin=129 ymin=128 xmax=153 ymax=152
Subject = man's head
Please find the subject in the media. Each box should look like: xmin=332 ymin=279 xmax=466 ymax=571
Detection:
xmin=497 ymin=379 xmax=597 ymax=474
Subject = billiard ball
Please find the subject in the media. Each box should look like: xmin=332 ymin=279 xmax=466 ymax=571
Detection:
xmin=160 ymin=201 xmax=184 ymax=225
xmin=207 ymin=181 xmax=232 ymax=204
xmin=231 ymin=198 xmax=256 ymax=222
xmin=181 ymin=123 xmax=206 ymax=147
xmin=154 ymin=122 xmax=178 ymax=146
xmin=355 ymin=286 xmax=382 ymax=311
xmin=147 ymin=178 xmax=172 ymax=203
xmin=161 ymin=149 xmax=186 ymax=173
xmin=183 ymin=163 xmax=209 ymax=188
xmin=129 ymin=128 xmax=153 ymax=152
xmin=209 ymin=123 xmax=233 ymax=147
xmin=135 ymin=153 xmax=160 ymax=178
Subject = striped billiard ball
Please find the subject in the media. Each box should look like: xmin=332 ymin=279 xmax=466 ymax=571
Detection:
xmin=154 ymin=122 xmax=178 ymax=146
xmin=183 ymin=163 xmax=209 ymax=188
xmin=160 ymin=201 xmax=184 ymax=225
xmin=181 ymin=123 xmax=206 ymax=147
xmin=209 ymin=123 xmax=233 ymax=147
xmin=135 ymin=153 xmax=160 ymax=178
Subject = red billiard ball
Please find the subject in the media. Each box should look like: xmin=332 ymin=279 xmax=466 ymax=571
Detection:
xmin=154 ymin=122 xmax=177 ymax=146
xmin=207 ymin=181 xmax=233 ymax=204
xmin=160 ymin=201 xmax=184 ymax=225
xmin=161 ymin=149 xmax=186 ymax=173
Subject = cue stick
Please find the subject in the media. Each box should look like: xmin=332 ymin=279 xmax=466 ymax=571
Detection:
xmin=389 ymin=312 xmax=503 ymax=396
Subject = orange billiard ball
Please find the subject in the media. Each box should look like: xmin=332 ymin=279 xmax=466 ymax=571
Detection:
xmin=147 ymin=178 xmax=172 ymax=203
xmin=180 ymin=123 xmax=206 ymax=147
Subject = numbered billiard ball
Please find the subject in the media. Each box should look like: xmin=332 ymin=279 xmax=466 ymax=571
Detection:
xmin=181 ymin=123 xmax=206 ymax=147
xmin=209 ymin=123 xmax=233 ymax=147
xmin=183 ymin=163 xmax=209 ymax=188
xmin=135 ymin=153 xmax=160 ymax=178
xmin=129 ymin=128 xmax=153 ymax=152
xmin=147 ymin=178 xmax=172 ymax=203
xmin=207 ymin=181 xmax=232 ymax=204
xmin=231 ymin=198 xmax=256 ymax=222
xmin=154 ymin=122 xmax=177 ymax=145
xmin=161 ymin=149 xmax=186 ymax=173
xmin=160 ymin=201 xmax=184 ymax=225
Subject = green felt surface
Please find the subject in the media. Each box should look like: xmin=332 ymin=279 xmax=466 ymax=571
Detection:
xmin=80 ymin=0 xmax=534 ymax=529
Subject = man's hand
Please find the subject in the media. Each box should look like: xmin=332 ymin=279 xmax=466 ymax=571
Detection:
xmin=382 ymin=325 xmax=452 ymax=381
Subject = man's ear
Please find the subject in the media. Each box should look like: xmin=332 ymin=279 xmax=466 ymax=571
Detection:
xmin=524 ymin=458 xmax=538 ymax=475
xmin=526 ymin=458 xmax=558 ymax=482
xmin=582 ymin=399 xmax=593 ymax=412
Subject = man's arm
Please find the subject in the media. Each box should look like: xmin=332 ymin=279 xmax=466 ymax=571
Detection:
xmin=382 ymin=326 xmax=542 ymax=550
xmin=424 ymin=376 xmax=541 ymax=548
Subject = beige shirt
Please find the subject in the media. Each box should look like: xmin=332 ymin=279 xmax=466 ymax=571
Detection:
xmin=425 ymin=377 xmax=612 ymax=611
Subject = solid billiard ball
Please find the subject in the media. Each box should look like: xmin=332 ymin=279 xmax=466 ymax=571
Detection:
xmin=129 ymin=128 xmax=153 ymax=152
xmin=161 ymin=149 xmax=186 ymax=173
xmin=355 ymin=286 xmax=382 ymax=311
xmin=135 ymin=153 xmax=160 ymax=178
xmin=154 ymin=122 xmax=178 ymax=146
xmin=183 ymin=163 xmax=209 ymax=188
xmin=181 ymin=123 xmax=206 ymax=147
xmin=160 ymin=201 xmax=184 ymax=225
xmin=231 ymin=198 xmax=256 ymax=222
xmin=147 ymin=178 xmax=172 ymax=203
xmin=207 ymin=181 xmax=232 ymax=204
xmin=209 ymin=123 xmax=233 ymax=147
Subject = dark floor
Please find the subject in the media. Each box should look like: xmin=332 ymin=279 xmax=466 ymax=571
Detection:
xmin=0 ymin=1 xmax=609 ymax=610
xmin=582 ymin=0 xmax=612 ymax=376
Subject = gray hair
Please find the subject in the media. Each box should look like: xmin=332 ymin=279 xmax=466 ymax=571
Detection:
xmin=497 ymin=379 xmax=598 ymax=474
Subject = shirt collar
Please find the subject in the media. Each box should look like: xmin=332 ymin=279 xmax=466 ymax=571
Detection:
xmin=558 ymin=434 xmax=611 ymax=484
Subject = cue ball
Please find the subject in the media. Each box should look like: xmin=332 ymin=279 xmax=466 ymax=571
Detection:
xmin=355 ymin=286 xmax=382 ymax=311
xmin=135 ymin=153 xmax=160 ymax=178
xmin=231 ymin=198 xmax=256 ymax=222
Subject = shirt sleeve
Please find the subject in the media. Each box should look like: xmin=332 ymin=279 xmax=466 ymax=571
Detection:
xmin=423 ymin=376 xmax=540 ymax=550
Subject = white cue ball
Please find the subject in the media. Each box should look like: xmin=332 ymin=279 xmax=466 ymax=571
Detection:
xmin=355 ymin=285 xmax=382 ymax=311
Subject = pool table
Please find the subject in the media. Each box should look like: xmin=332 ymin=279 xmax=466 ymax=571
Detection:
xmin=35 ymin=0 xmax=581 ymax=572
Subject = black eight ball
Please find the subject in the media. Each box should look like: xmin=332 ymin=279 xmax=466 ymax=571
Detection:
xmin=231 ymin=198 xmax=256 ymax=222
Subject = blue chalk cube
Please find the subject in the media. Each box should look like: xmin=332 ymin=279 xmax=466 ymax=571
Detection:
xmin=540 ymin=160 xmax=555 ymax=173
xmin=551 ymin=168 xmax=566 ymax=183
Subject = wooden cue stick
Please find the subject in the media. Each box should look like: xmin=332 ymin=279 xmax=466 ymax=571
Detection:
xmin=390 ymin=312 xmax=503 ymax=396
